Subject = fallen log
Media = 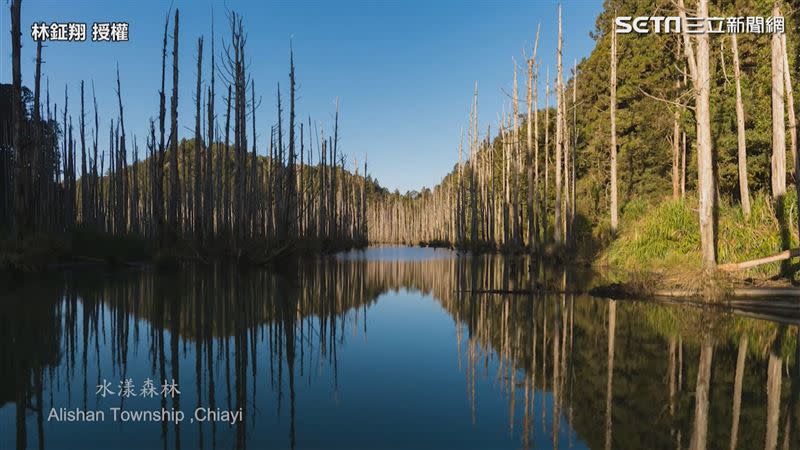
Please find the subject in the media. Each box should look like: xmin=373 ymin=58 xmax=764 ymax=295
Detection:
xmin=456 ymin=286 xmax=584 ymax=295
xmin=719 ymin=248 xmax=800 ymax=271
xmin=654 ymin=287 xmax=800 ymax=298
xmin=731 ymin=287 xmax=800 ymax=297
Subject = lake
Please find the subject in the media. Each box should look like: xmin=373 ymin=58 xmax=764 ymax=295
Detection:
xmin=1 ymin=246 xmax=797 ymax=449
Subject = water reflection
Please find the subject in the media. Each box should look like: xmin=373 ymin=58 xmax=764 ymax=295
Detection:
xmin=1 ymin=246 xmax=799 ymax=449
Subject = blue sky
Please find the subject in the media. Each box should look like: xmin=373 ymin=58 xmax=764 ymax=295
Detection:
xmin=0 ymin=0 xmax=603 ymax=193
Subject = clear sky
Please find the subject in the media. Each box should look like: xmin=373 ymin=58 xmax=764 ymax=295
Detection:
xmin=0 ymin=0 xmax=603 ymax=193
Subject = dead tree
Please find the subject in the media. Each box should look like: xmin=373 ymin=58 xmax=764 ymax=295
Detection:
xmin=781 ymin=32 xmax=797 ymax=176
xmin=286 ymin=46 xmax=298 ymax=240
xmin=571 ymin=59 xmax=577 ymax=235
xmin=155 ymin=12 xmax=169 ymax=242
xmin=470 ymin=84 xmax=479 ymax=248
xmin=780 ymin=31 xmax=800 ymax=238
xmin=770 ymin=3 xmax=786 ymax=201
xmin=131 ymin=137 xmax=140 ymax=234
xmin=11 ymin=0 xmax=25 ymax=236
xmin=544 ymin=69 xmax=550 ymax=239
xmin=80 ymin=81 xmax=88 ymax=223
xmin=168 ymin=9 xmax=180 ymax=238
xmin=609 ymin=16 xmax=619 ymax=234
xmin=115 ymin=65 xmax=128 ymax=234
xmin=250 ymin=81 xmax=258 ymax=238
xmin=222 ymin=85 xmax=232 ymax=235
xmin=92 ymin=82 xmax=100 ymax=225
xmin=193 ymin=37 xmax=204 ymax=238
xmin=672 ymin=79 xmax=681 ymax=201
xmin=527 ymin=26 xmax=541 ymax=254
xmin=32 ymin=39 xmax=43 ymax=227
xmin=679 ymin=0 xmax=716 ymax=269
xmin=554 ymin=6 xmax=563 ymax=244
xmin=205 ymin=18 xmax=215 ymax=240
xmin=731 ymin=34 xmax=751 ymax=217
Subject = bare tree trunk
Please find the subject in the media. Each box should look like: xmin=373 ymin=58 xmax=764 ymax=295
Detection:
xmin=562 ymin=126 xmax=568 ymax=244
xmin=781 ymin=32 xmax=800 ymax=238
xmin=250 ymin=81 xmax=258 ymax=239
xmin=80 ymin=81 xmax=88 ymax=223
xmin=131 ymin=138 xmax=139 ymax=234
xmin=223 ymin=86 xmax=232 ymax=235
xmin=457 ymin=132 xmax=464 ymax=246
xmin=287 ymin=47 xmax=298 ymax=239
xmin=168 ymin=9 xmax=180 ymax=238
xmin=233 ymin=29 xmax=246 ymax=243
xmin=300 ymin=123 xmax=305 ymax=238
xmin=92 ymin=83 xmax=100 ymax=226
xmin=555 ymin=6 xmax=563 ymax=244
xmin=193 ymin=37 xmax=204 ymax=239
xmin=470 ymin=84 xmax=479 ymax=248
xmin=11 ymin=0 xmax=24 ymax=237
xmin=571 ymin=59 xmax=577 ymax=236
xmin=156 ymin=12 xmax=169 ymax=242
xmin=782 ymin=33 xmax=797 ymax=177
xmin=331 ymin=108 xmax=339 ymax=239
xmin=672 ymin=81 xmax=681 ymax=201
xmin=544 ymin=70 xmax=550 ymax=241
xmin=206 ymin=19 xmax=215 ymax=240
xmin=610 ymin=20 xmax=619 ymax=233
xmin=528 ymin=26 xmax=540 ymax=255
xmin=771 ymin=4 xmax=786 ymax=200
xmin=33 ymin=39 xmax=41 ymax=121
xmin=731 ymin=34 xmax=751 ymax=217
xmin=513 ymin=67 xmax=520 ymax=247
xmin=679 ymin=0 xmax=716 ymax=269
xmin=682 ymin=128 xmax=687 ymax=199
xmin=115 ymin=65 xmax=128 ymax=234
xmin=32 ymin=39 xmax=43 ymax=228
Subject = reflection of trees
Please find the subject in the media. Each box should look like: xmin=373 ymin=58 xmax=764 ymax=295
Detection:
xmin=5 ymin=262 xmax=383 ymax=450
xmin=689 ymin=334 xmax=712 ymax=450
xmin=0 ymin=281 xmax=63 ymax=450
xmin=729 ymin=336 xmax=746 ymax=450
xmin=406 ymin=257 xmax=800 ymax=450
xmin=5 ymin=253 xmax=800 ymax=449
xmin=605 ymin=300 xmax=615 ymax=450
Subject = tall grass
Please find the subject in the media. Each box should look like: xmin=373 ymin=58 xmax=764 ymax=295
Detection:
xmin=603 ymin=191 xmax=799 ymax=279
xmin=0 ymin=226 xmax=152 ymax=272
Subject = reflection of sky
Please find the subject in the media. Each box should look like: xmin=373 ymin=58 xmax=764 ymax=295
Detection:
xmin=0 ymin=287 xmax=586 ymax=449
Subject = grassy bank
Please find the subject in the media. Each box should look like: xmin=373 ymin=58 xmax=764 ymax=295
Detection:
xmin=600 ymin=192 xmax=799 ymax=284
xmin=0 ymin=227 xmax=153 ymax=273
xmin=0 ymin=227 xmax=367 ymax=274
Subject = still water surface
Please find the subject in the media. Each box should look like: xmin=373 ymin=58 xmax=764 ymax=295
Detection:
xmin=1 ymin=246 xmax=798 ymax=449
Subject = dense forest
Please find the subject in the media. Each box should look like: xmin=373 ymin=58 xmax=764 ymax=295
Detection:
xmin=0 ymin=3 xmax=370 ymax=265
xmin=368 ymin=0 xmax=800 ymax=278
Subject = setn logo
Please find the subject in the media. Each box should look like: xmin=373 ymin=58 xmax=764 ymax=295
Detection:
xmin=615 ymin=15 xmax=784 ymax=34
xmin=615 ymin=16 xmax=681 ymax=34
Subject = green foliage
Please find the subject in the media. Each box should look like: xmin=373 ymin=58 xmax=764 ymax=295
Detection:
xmin=69 ymin=225 xmax=151 ymax=264
xmin=717 ymin=192 xmax=799 ymax=275
xmin=605 ymin=191 xmax=800 ymax=278
xmin=0 ymin=233 xmax=67 ymax=272
xmin=574 ymin=0 xmax=797 ymax=227
xmin=605 ymin=197 xmax=701 ymax=271
xmin=0 ymin=225 xmax=152 ymax=272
